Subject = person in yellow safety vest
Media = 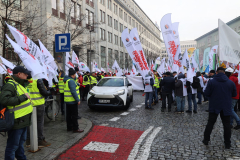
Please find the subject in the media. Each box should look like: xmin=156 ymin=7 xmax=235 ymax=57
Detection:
xmin=0 ymin=66 xmax=33 ymax=159
xmin=90 ymin=72 xmax=97 ymax=88
xmin=26 ymin=76 xmax=52 ymax=147
xmin=58 ymin=70 xmax=65 ymax=115
xmin=100 ymin=71 xmax=105 ymax=79
xmin=82 ymin=71 xmax=90 ymax=101
xmin=64 ymin=68 xmax=84 ymax=133
xmin=4 ymin=75 xmax=12 ymax=84
xmin=153 ymin=73 xmax=160 ymax=105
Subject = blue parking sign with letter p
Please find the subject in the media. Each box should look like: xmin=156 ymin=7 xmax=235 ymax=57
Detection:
xmin=55 ymin=33 xmax=71 ymax=53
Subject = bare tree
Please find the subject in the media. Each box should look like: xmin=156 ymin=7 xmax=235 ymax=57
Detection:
xmin=0 ymin=0 xmax=51 ymax=65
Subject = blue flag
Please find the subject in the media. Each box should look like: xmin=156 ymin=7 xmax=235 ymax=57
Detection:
xmin=205 ymin=65 xmax=209 ymax=73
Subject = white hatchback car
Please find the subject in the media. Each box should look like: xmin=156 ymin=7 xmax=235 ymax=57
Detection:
xmin=87 ymin=77 xmax=133 ymax=110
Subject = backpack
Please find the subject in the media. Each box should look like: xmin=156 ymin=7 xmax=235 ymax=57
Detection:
xmin=191 ymin=77 xmax=200 ymax=89
xmin=0 ymin=81 xmax=17 ymax=135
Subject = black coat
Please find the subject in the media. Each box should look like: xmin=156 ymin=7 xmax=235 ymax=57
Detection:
xmin=37 ymin=79 xmax=51 ymax=96
xmin=160 ymin=76 xmax=175 ymax=94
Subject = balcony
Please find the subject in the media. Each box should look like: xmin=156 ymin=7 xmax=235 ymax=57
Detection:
xmin=52 ymin=8 xmax=58 ymax=17
xmin=71 ymin=17 xmax=76 ymax=24
xmin=60 ymin=12 xmax=65 ymax=20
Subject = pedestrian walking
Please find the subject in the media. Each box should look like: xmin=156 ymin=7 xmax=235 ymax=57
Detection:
xmin=203 ymin=67 xmax=237 ymax=149
xmin=64 ymin=68 xmax=84 ymax=133
xmin=0 ymin=66 xmax=33 ymax=160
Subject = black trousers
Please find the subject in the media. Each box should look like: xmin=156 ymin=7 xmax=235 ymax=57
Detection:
xmin=204 ymin=110 xmax=231 ymax=145
xmin=162 ymin=92 xmax=172 ymax=109
xmin=82 ymin=85 xmax=90 ymax=99
xmin=66 ymin=103 xmax=79 ymax=130
xmin=60 ymin=93 xmax=64 ymax=114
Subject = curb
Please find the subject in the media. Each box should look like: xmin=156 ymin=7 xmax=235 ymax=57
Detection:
xmin=43 ymin=118 xmax=93 ymax=160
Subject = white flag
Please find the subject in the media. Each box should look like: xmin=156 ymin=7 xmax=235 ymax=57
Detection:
xmin=101 ymin=67 xmax=105 ymax=72
xmin=172 ymin=22 xmax=181 ymax=52
xmin=72 ymin=51 xmax=80 ymax=65
xmin=209 ymin=45 xmax=218 ymax=71
xmin=0 ymin=56 xmax=16 ymax=69
xmin=130 ymin=64 xmax=137 ymax=76
xmin=79 ymin=62 xmax=90 ymax=72
xmin=112 ymin=60 xmax=120 ymax=70
xmin=157 ymin=58 xmax=165 ymax=77
xmin=6 ymin=23 xmax=48 ymax=80
xmin=191 ymin=55 xmax=198 ymax=72
xmin=0 ymin=63 xmax=7 ymax=74
xmin=187 ymin=58 xmax=195 ymax=83
xmin=181 ymin=49 xmax=190 ymax=69
xmin=6 ymin=35 xmax=42 ymax=79
xmin=38 ymin=39 xmax=55 ymax=64
xmin=219 ymin=19 xmax=240 ymax=64
xmin=172 ymin=46 xmax=181 ymax=73
xmin=238 ymin=65 xmax=240 ymax=84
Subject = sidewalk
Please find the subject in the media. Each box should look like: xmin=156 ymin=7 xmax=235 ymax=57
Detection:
xmin=0 ymin=115 xmax=92 ymax=160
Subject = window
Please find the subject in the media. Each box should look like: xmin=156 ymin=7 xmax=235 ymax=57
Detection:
xmin=100 ymin=10 xmax=105 ymax=23
xmin=125 ymin=53 xmax=128 ymax=68
xmin=115 ymin=50 xmax=119 ymax=63
xmin=119 ymin=8 xmax=123 ymax=19
xmin=101 ymin=46 xmax=106 ymax=67
xmin=99 ymin=0 xmax=104 ymax=5
xmin=132 ymin=19 xmax=135 ymax=27
xmin=100 ymin=28 xmax=106 ymax=40
xmin=60 ymin=0 xmax=65 ymax=13
xmin=129 ymin=16 xmax=131 ymax=25
xmin=108 ymin=48 xmax=113 ymax=67
xmin=70 ymin=1 xmax=75 ymax=18
xmin=108 ymin=15 xmax=112 ymax=27
xmin=120 ymin=37 xmax=123 ymax=47
xmin=113 ymin=3 xmax=117 ymax=15
xmin=114 ymin=19 xmax=118 ymax=30
xmin=124 ymin=12 xmax=127 ymax=22
xmin=136 ymin=22 xmax=138 ymax=30
xmin=52 ymin=0 xmax=57 ymax=9
xmin=89 ymin=12 xmax=94 ymax=25
xmin=120 ymin=52 xmax=123 ymax=68
xmin=85 ymin=10 xmax=89 ymax=25
xmin=76 ymin=4 xmax=81 ymax=22
xmin=107 ymin=0 xmax=112 ymax=10
xmin=114 ymin=35 xmax=118 ymax=45
xmin=108 ymin=32 xmax=112 ymax=43
xmin=120 ymin=23 xmax=123 ymax=32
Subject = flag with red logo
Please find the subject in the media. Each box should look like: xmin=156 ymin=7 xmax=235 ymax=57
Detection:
xmin=160 ymin=14 xmax=177 ymax=68
xmin=79 ymin=62 xmax=90 ymax=72
xmin=6 ymin=35 xmax=43 ymax=79
xmin=6 ymin=23 xmax=48 ymax=80
xmin=121 ymin=28 xmax=147 ymax=77
xmin=130 ymin=28 xmax=149 ymax=72
xmin=38 ymin=39 xmax=55 ymax=64
xmin=157 ymin=58 xmax=165 ymax=76
xmin=65 ymin=52 xmax=74 ymax=75
xmin=72 ymin=51 xmax=80 ymax=65
xmin=0 ymin=56 xmax=16 ymax=70
xmin=0 ymin=63 xmax=7 ymax=74
xmin=130 ymin=64 xmax=137 ymax=76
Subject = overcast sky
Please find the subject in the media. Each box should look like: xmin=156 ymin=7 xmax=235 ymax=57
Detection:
xmin=136 ymin=0 xmax=240 ymax=41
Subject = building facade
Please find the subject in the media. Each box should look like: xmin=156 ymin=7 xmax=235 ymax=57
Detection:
xmin=0 ymin=0 xmax=162 ymax=72
xmin=195 ymin=16 xmax=240 ymax=61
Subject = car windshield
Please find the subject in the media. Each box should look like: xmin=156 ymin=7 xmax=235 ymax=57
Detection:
xmin=97 ymin=78 xmax=124 ymax=87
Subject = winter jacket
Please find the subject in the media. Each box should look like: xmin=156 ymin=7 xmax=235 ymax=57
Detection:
xmin=175 ymin=73 xmax=185 ymax=97
xmin=37 ymin=79 xmax=51 ymax=97
xmin=186 ymin=81 xmax=192 ymax=94
xmin=63 ymin=76 xmax=80 ymax=104
xmin=204 ymin=73 xmax=237 ymax=116
xmin=160 ymin=76 xmax=175 ymax=94
xmin=229 ymin=73 xmax=240 ymax=100
xmin=0 ymin=75 xmax=32 ymax=130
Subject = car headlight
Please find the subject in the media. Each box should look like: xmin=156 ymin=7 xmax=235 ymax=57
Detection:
xmin=89 ymin=89 xmax=95 ymax=96
xmin=117 ymin=89 xmax=125 ymax=95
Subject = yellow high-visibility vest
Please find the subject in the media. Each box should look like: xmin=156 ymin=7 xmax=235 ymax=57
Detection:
xmin=64 ymin=79 xmax=80 ymax=102
xmin=90 ymin=76 xmax=97 ymax=85
xmin=58 ymin=77 xmax=64 ymax=93
xmin=7 ymin=80 xmax=33 ymax=119
xmin=27 ymin=78 xmax=45 ymax=106
xmin=82 ymin=75 xmax=90 ymax=85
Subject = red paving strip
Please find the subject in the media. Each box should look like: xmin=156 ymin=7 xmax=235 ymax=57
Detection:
xmin=58 ymin=126 xmax=144 ymax=160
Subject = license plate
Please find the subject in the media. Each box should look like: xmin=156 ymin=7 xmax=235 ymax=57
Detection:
xmin=99 ymin=100 xmax=110 ymax=103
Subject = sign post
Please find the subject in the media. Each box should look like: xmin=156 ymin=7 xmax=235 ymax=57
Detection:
xmin=55 ymin=33 xmax=71 ymax=121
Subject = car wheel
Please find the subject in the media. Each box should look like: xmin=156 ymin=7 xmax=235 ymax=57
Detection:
xmin=130 ymin=94 xmax=133 ymax=102
xmin=123 ymin=97 xmax=130 ymax=110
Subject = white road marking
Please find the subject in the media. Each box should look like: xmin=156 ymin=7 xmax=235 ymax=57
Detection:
xmin=137 ymin=127 xmax=162 ymax=160
xmin=109 ymin=117 xmax=120 ymax=121
xmin=141 ymin=103 xmax=145 ymax=105
xmin=129 ymin=108 xmax=136 ymax=111
xmin=83 ymin=141 xmax=119 ymax=153
xmin=100 ymin=124 xmax=109 ymax=126
xmin=136 ymin=105 xmax=142 ymax=108
xmin=127 ymin=126 xmax=154 ymax=160
xmin=120 ymin=112 xmax=129 ymax=116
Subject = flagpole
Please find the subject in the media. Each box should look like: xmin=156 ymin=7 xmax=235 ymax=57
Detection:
xmin=0 ymin=63 xmax=34 ymax=105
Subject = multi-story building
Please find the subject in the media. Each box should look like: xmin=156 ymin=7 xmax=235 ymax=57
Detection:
xmin=195 ymin=16 xmax=240 ymax=61
xmin=0 ymin=0 xmax=162 ymax=73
